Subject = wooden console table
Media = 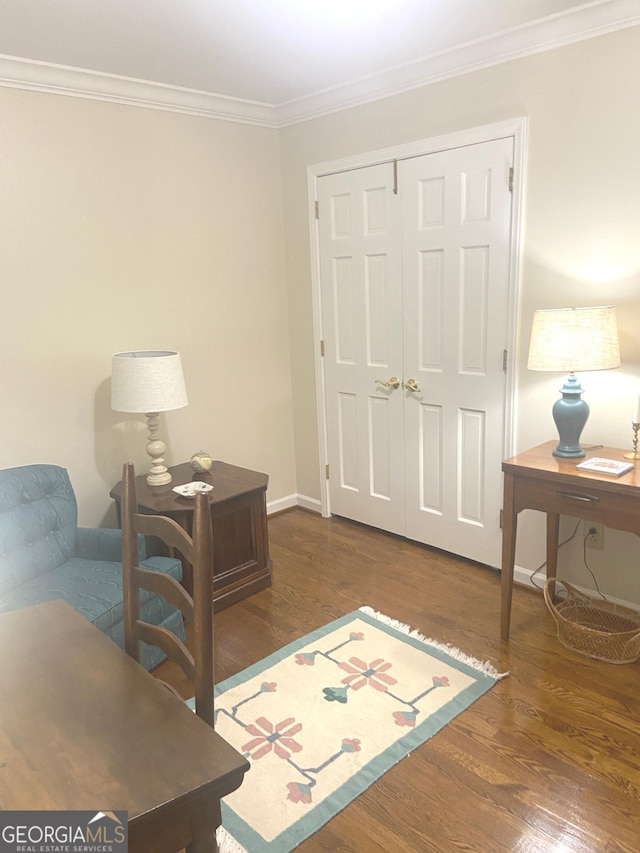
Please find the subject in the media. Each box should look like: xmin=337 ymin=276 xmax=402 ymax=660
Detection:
xmin=501 ymin=441 xmax=640 ymax=640
xmin=111 ymin=461 xmax=271 ymax=610
xmin=0 ymin=600 xmax=248 ymax=852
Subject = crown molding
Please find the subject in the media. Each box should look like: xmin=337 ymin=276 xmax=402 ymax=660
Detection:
xmin=275 ymin=0 xmax=640 ymax=126
xmin=0 ymin=1 xmax=638 ymax=128
xmin=0 ymin=54 xmax=277 ymax=127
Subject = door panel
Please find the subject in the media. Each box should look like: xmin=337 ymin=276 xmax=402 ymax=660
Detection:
xmin=460 ymin=245 xmax=489 ymax=373
xmin=458 ymin=407 xmax=485 ymax=525
xmin=369 ymin=396 xmax=393 ymax=499
xmin=418 ymin=249 xmax=445 ymax=370
xmin=319 ymin=163 xmax=405 ymax=534
xmin=418 ymin=402 xmax=443 ymax=513
xmin=337 ymin=392 xmax=358 ymax=489
xmin=402 ymin=138 xmax=513 ymax=566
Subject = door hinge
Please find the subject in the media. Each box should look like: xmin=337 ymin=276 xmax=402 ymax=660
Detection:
xmin=320 ymin=339 xmax=325 ymax=357
xmin=500 ymin=508 xmax=503 ymax=529
xmin=325 ymin=464 xmax=330 ymax=479
xmin=502 ymin=349 xmax=508 ymax=372
xmin=315 ymin=200 xmax=319 ymax=219
xmin=508 ymin=167 xmax=514 ymax=193
xmin=393 ymin=159 xmax=398 ymax=195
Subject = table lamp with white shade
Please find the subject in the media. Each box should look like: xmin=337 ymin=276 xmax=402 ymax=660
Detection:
xmin=527 ymin=306 xmax=620 ymax=458
xmin=111 ymin=350 xmax=188 ymax=485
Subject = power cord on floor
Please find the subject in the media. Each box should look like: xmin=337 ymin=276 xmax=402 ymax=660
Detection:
xmin=582 ymin=533 xmax=606 ymax=600
xmin=528 ymin=519 xmax=606 ymax=599
xmin=528 ymin=519 xmax=580 ymax=590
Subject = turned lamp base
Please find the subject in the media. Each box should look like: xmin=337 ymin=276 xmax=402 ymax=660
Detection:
xmin=145 ymin=412 xmax=172 ymax=486
xmin=552 ymin=374 xmax=589 ymax=458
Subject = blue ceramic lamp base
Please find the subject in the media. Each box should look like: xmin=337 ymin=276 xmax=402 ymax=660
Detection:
xmin=552 ymin=373 xmax=589 ymax=458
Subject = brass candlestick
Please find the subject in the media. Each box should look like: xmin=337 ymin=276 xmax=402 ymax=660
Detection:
xmin=624 ymin=422 xmax=640 ymax=459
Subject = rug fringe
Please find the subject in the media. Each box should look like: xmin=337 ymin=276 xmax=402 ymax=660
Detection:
xmin=359 ymin=606 xmax=509 ymax=680
xmin=218 ymin=826 xmax=247 ymax=853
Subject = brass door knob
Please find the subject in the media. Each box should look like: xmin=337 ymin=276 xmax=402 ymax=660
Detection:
xmin=375 ymin=376 xmax=400 ymax=390
xmin=403 ymin=378 xmax=421 ymax=392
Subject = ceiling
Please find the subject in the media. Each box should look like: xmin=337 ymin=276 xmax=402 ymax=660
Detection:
xmin=0 ymin=0 xmax=637 ymax=126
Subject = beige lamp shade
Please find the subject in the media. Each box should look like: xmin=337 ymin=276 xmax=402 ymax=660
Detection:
xmin=111 ymin=350 xmax=188 ymax=413
xmin=527 ymin=306 xmax=620 ymax=460
xmin=527 ymin=306 xmax=620 ymax=373
xmin=111 ymin=350 xmax=188 ymax=486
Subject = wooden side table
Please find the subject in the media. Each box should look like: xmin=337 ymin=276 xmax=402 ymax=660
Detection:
xmin=111 ymin=461 xmax=271 ymax=611
xmin=501 ymin=441 xmax=640 ymax=640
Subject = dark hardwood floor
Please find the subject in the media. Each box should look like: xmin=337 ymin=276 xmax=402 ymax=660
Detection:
xmin=158 ymin=508 xmax=640 ymax=852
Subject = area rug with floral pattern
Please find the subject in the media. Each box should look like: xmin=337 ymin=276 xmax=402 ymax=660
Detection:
xmin=203 ymin=606 xmax=507 ymax=853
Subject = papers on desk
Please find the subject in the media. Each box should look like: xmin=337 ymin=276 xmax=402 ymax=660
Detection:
xmin=576 ymin=457 xmax=634 ymax=477
xmin=172 ymin=482 xmax=214 ymax=497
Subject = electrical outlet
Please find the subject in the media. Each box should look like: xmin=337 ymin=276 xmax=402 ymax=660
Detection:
xmin=585 ymin=521 xmax=605 ymax=550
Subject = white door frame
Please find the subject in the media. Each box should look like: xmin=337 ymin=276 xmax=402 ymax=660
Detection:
xmin=308 ymin=117 xmax=528 ymax=518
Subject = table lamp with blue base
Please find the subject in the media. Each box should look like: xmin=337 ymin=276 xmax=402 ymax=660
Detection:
xmin=528 ymin=306 xmax=621 ymax=459
xmin=552 ymin=373 xmax=590 ymax=458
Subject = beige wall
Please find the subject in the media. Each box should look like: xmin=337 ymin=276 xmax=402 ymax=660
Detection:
xmin=2 ymin=25 xmax=640 ymax=605
xmin=281 ymin=27 xmax=640 ymax=604
xmin=0 ymin=87 xmax=296 ymax=526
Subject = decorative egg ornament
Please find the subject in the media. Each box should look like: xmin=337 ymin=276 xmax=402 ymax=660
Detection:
xmin=190 ymin=450 xmax=213 ymax=473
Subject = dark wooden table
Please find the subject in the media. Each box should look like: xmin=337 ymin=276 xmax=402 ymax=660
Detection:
xmin=501 ymin=441 xmax=640 ymax=640
xmin=0 ymin=600 xmax=249 ymax=853
xmin=111 ymin=460 xmax=271 ymax=609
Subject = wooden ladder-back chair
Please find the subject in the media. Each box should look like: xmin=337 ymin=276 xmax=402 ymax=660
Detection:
xmin=121 ymin=462 xmax=214 ymax=727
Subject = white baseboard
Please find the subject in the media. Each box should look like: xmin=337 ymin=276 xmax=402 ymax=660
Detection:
xmin=266 ymin=493 xmax=322 ymax=516
xmin=514 ymin=564 xmax=539 ymax=590
xmin=266 ymin=494 xmax=298 ymax=515
xmin=514 ymin=563 xmax=640 ymax=613
xmin=295 ymin=494 xmax=322 ymax=513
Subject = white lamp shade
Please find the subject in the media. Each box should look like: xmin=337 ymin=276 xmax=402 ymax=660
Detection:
xmin=111 ymin=350 xmax=188 ymax=413
xmin=527 ymin=306 xmax=621 ymax=373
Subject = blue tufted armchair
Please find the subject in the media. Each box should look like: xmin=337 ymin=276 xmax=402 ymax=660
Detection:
xmin=0 ymin=463 xmax=185 ymax=670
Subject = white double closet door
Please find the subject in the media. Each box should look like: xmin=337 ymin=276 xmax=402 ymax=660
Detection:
xmin=318 ymin=137 xmax=514 ymax=568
